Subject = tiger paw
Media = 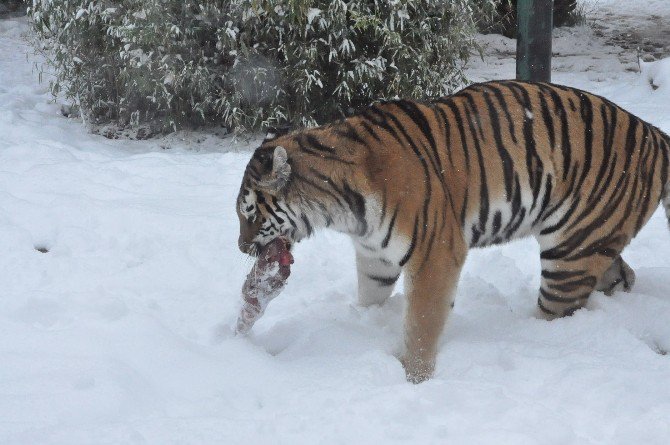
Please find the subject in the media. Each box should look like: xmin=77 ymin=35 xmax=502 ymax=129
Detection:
xmin=399 ymin=354 xmax=435 ymax=384
xmin=596 ymin=256 xmax=636 ymax=296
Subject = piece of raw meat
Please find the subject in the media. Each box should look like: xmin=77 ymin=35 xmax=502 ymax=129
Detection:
xmin=235 ymin=238 xmax=293 ymax=334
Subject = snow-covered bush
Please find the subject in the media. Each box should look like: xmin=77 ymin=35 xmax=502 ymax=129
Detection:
xmin=29 ymin=1 xmax=229 ymax=133
xmin=30 ymin=0 xmax=494 ymax=134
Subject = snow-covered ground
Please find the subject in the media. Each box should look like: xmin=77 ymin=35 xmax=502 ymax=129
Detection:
xmin=2 ymin=2 xmax=670 ymax=443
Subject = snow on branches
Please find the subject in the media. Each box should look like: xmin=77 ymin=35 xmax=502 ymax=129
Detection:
xmin=30 ymin=0 xmax=495 ymax=135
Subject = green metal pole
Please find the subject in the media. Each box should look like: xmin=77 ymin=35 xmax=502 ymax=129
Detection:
xmin=516 ymin=0 xmax=553 ymax=82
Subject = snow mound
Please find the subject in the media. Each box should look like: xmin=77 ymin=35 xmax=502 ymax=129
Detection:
xmin=641 ymin=57 xmax=670 ymax=93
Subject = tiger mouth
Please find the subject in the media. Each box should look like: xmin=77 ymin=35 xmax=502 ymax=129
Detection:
xmin=278 ymin=237 xmax=293 ymax=252
xmin=247 ymin=238 xmax=294 ymax=269
xmin=250 ymin=237 xmax=293 ymax=258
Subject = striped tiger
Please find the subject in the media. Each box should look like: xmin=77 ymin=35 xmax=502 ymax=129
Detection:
xmin=236 ymin=80 xmax=670 ymax=383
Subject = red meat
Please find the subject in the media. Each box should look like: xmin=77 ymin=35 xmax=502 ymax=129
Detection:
xmin=235 ymin=238 xmax=293 ymax=334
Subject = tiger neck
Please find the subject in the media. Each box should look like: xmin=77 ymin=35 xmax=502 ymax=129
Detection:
xmin=288 ymin=129 xmax=372 ymax=240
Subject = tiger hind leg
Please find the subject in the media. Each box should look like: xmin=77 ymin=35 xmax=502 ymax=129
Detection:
xmin=537 ymin=232 xmax=630 ymax=318
xmin=595 ymin=255 xmax=635 ymax=296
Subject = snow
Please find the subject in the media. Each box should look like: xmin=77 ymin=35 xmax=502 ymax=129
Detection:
xmin=594 ymin=0 xmax=668 ymax=18
xmin=306 ymin=8 xmax=321 ymax=25
xmin=641 ymin=57 xmax=670 ymax=92
xmin=2 ymin=3 xmax=670 ymax=443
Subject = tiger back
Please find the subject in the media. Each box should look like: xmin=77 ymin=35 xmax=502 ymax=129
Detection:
xmin=236 ymin=80 xmax=670 ymax=383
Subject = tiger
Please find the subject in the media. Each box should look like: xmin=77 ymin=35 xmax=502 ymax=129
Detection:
xmin=236 ymin=80 xmax=670 ymax=383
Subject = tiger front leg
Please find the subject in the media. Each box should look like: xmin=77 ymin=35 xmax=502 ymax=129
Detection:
xmin=355 ymin=251 xmax=401 ymax=307
xmin=400 ymin=239 xmax=466 ymax=383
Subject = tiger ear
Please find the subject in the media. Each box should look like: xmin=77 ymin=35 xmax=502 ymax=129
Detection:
xmin=257 ymin=146 xmax=291 ymax=192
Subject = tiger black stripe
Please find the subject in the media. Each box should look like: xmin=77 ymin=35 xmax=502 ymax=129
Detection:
xmin=301 ymin=214 xmax=313 ymax=237
xmin=659 ymin=134 xmax=670 ymax=178
xmin=292 ymin=171 xmax=347 ymax=210
xmin=508 ymin=83 xmax=543 ymax=211
xmin=341 ymin=180 xmax=368 ymax=236
xmin=305 ymin=168 xmax=350 ymax=211
xmin=367 ymin=273 xmax=400 ymax=287
xmin=368 ymin=105 xmax=408 ymax=145
xmin=540 ymin=288 xmax=590 ymax=304
xmin=622 ymin=116 xmax=640 ymax=172
xmin=461 ymin=92 xmax=487 ymax=142
xmin=461 ymin=100 xmax=490 ymax=240
xmin=633 ymin=161 xmax=656 ymax=233
xmin=399 ymin=217 xmax=419 ymax=267
xmin=504 ymin=207 xmax=527 ymax=239
xmin=537 ymin=298 xmax=557 ymax=316
xmin=419 ymin=208 xmax=441 ymax=269
xmin=546 ymin=276 xmax=597 ymax=293
xmin=302 ymin=134 xmax=356 ymax=166
xmin=304 ymin=134 xmax=336 ymax=154
xmin=460 ymin=192 xmax=469 ymax=228
xmin=309 ymin=169 xmax=366 ymax=234
xmin=379 ymin=186 xmax=388 ymax=229
xmin=361 ymin=106 xmax=403 ymax=146
xmin=434 ymin=106 xmax=455 ymax=166
xmin=381 ymin=206 xmax=399 ymax=249
xmin=360 ymin=121 xmax=382 ymax=143
xmin=271 ymin=196 xmax=294 ymax=226
xmin=492 ymin=211 xmax=502 ymax=235
xmin=574 ymin=92 xmax=595 ymax=193
xmin=538 ymin=83 xmax=572 ymax=179
xmin=441 ymin=100 xmax=471 ymax=172
xmin=541 ymin=165 xmax=579 ymax=224
xmin=620 ymin=157 xmax=648 ymax=227
xmin=333 ymin=122 xmax=367 ymax=146
xmin=393 ymin=100 xmax=443 ymax=176
xmin=481 ymin=90 xmax=515 ymax=200
xmin=533 ymin=174 xmax=553 ymax=226
xmin=538 ymin=91 xmax=556 ymax=150
xmin=484 ymin=83 xmax=519 ymax=145
xmin=501 ymin=173 xmax=523 ymax=237
xmin=541 ymin=269 xmax=586 ymax=280
xmin=296 ymin=136 xmax=354 ymax=166
xmin=588 ymin=102 xmax=617 ymax=205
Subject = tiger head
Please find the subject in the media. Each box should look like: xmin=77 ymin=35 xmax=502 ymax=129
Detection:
xmin=237 ymin=125 xmax=371 ymax=256
xmin=236 ymin=137 xmax=316 ymax=257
